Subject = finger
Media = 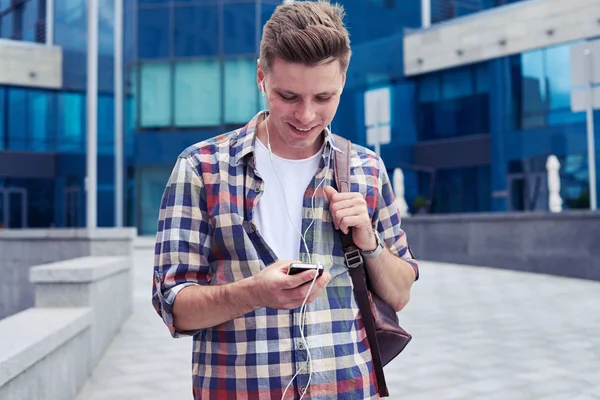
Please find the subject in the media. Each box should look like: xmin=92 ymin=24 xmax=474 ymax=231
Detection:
xmin=331 ymin=192 xmax=363 ymax=201
xmin=284 ymin=269 xmax=320 ymax=289
xmin=339 ymin=215 xmax=370 ymax=234
xmin=329 ymin=198 xmax=365 ymax=215
xmin=333 ymin=205 xmax=368 ymax=232
xmin=323 ymin=186 xmax=338 ymax=202
xmin=330 ymin=199 xmax=362 ymax=230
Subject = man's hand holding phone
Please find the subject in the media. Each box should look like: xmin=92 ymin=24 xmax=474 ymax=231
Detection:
xmin=251 ymin=260 xmax=331 ymax=310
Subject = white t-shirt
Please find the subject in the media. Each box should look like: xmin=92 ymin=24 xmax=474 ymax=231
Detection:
xmin=254 ymin=138 xmax=323 ymax=261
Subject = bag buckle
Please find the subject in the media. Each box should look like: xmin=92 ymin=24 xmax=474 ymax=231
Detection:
xmin=344 ymin=248 xmax=363 ymax=269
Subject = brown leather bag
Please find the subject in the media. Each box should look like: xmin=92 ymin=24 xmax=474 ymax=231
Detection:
xmin=332 ymin=134 xmax=412 ymax=398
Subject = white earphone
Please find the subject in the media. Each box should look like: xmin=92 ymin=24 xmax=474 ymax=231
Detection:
xmin=259 ymin=79 xmax=334 ymax=400
xmin=259 ymin=78 xmax=335 ymax=400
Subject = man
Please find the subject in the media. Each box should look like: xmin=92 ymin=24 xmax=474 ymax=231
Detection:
xmin=152 ymin=1 xmax=419 ymax=399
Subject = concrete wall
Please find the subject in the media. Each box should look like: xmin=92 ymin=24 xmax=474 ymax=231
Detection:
xmin=0 ymin=255 xmax=133 ymax=399
xmin=0 ymin=308 xmax=92 ymax=400
xmin=403 ymin=0 xmax=600 ymax=76
xmin=0 ymin=39 xmax=62 ymax=89
xmin=402 ymin=211 xmax=600 ymax=280
xmin=30 ymin=256 xmax=132 ymax=368
xmin=0 ymin=228 xmax=136 ymax=320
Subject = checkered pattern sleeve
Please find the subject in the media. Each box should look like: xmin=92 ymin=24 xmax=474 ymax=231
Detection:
xmin=374 ymin=156 xmax=419 ymax=281
xmin=152 ymin=155 xmax=213 ymax=338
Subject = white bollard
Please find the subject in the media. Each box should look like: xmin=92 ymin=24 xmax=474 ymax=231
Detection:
xmin=546 ymin=155 xmax=563 ymax=213
xmin=393 ymin=168 xmax=411 ymax=217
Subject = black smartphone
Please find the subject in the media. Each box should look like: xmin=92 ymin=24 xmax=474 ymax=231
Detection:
xmin=287 ymin=263 xmax=324 ymax=277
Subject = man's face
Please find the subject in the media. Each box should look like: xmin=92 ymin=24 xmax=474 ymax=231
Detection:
xmin=258 ymin=57 xmax=345 ymax=159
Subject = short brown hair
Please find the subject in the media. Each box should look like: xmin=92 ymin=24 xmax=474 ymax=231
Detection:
xmin=259 ymin=0 xmax=352 ymax=74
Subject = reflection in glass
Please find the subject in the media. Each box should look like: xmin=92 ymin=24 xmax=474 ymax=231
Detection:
xmin=140 ymin=62 xmax=171 ymax=127
xmin=174 ymin=60 xmax=221 ymax=127
xmin=98 ymin=95 xmax=115 ymax=155
xmin=8 ymin=89 xmax=27 ymax=151
xmin=174 ymin=5 xmax=218 ymax=57
xmin=417 ymin=64 xmax=490 ymax=140
xmin=0 ymin=88 xmax=4 ymax=150
xmin=29 ymin=91 xmax=54 ymax=152
xmin=138 ymin=167 xmax=172 ymax=236
xmin=138 ymin=7 xmax=170 ymax=59
xmin=224 ymin=59 xmax=260 ymax=124
xmin=223 ymin=3 xmax=256 ymax=55
xmin=57 ymin=93 xmax=84 ymax=153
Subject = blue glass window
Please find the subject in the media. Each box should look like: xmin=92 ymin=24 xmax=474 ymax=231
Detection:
xmin=520 ymin=49 xmax=547 ymax=129
xmin=29 ymin=91 xmax=54 ymax=152
xmin=125 ymin=98 xmax=135 ymax=157
xmin=140 ymin=62 xmax=172 ymax=127
xmin=443 ymin=68 xmax=473 ymax=99
xmin=98 ymin=95 xmax=115 ymax=155
xmin=0 ymin=88 xmax=4 ymax=150
xmin=98 ymin=2 xmax=115 ymax=55
xmin=261 ymin=2 xmax=278 ymax=29
xmin=224 ymin=59 xmax=259 ymax=124
xmin=545 ymin=45 xmax=572 ymax=111
xmin=8 ymin=89 xmax=27 ymax=150
xmin=174 ymin=60 xmax=221 ymax=127
xmin=57 ymin=92 xmax=85 ymax=153
xmin=223 ymin=2 xmax=256 ymax=55
xmin=431 ymin=166 xmax=491 ymax=213
xmin=22 ymin=0 xmax=38 ymax=42
xmin=125 ymin=68 xmax=137 ymax=156
xmin=138 ymin=166 xmax=173 ymax=235
xmin=54 ymin=0 xmax=86 ymax=51
xmin=124 ymin=8 xmax=135 ymax=62
xmin=0 ymin=12 xmax=12 ymax=39
xmin=418 ymin=74 xmax=440 ymax=102
xmin=174 ymin=5 xmax=218 ymax=57
xmin=417 ymin=64 xmax=489 ymax=140
xmin=476 ymin=63 xmax=490 ymax=94
xmin=138 ymin=7 xmax=170 ymax=59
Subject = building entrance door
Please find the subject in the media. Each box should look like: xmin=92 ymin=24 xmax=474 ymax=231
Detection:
xmin=64 ymin=186 xmax=83 ymax=227
xmin=0 ymin=188 xmax=28 ymax=229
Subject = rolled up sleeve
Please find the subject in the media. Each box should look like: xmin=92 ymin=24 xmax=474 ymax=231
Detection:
xmin=152 ymin=155 xmax=213 ymax=337
xmin=374 ymin=157 xmax=419 ymax=281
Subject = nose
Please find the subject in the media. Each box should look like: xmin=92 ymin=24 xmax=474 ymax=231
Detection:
xmin=293 ymin=101 xmax=315 ymax=125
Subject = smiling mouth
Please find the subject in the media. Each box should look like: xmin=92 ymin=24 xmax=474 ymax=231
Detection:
xmin=288 ymin=123 xmax=318 ymax=133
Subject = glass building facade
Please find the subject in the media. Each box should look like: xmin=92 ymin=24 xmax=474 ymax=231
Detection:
xmin=337 ymin=35 xmax=600 ymax=215
xmin=1 ymin=0 xmax=598 ymax=233
xmin=0 ymin=0 xmax=132 ymax=229
xmin=430 ymin=0 xmax=524 ymax=24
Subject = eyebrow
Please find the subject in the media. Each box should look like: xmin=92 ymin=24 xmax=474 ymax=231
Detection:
xmin=274 ymin=88 xmax=338 ymax=96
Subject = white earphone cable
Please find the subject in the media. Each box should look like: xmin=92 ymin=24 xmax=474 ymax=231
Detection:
xmin=261 ymin=83 xmax=333 ymax=400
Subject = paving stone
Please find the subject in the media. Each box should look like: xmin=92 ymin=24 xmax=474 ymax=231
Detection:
xmin=76 ymin=254 xmax=600 ymax=399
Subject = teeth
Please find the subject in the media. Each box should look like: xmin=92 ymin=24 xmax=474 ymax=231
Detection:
xmin=294 ymin=126 xmax=312 ymax=132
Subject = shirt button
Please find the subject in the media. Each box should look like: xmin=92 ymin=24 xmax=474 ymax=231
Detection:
xmin=254 ymin=185 xmax=261 ymax=192
xmin=301 ymin=387 xmax=307 ymax=395
xmin=298 ymin=341 xmax=305 ymax=351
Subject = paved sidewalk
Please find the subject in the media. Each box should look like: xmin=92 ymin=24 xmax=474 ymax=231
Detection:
xmin=76 ymin=247 xmax=600 ymax=400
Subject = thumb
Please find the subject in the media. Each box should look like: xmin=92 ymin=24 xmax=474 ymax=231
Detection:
xmin=323 ymin=186 xmax=338 ymax=202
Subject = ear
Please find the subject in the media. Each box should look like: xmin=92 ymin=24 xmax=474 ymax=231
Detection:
xmin=257 ymin=59 xmax=266 ymax=93
xmin=340 ymin=72 xmax=346 ymax=92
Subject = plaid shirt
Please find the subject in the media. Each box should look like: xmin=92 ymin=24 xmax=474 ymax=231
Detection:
xmin=152 ymin=112 xmax=418 ymax=399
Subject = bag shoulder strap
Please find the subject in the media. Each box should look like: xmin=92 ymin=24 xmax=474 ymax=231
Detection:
xmin=332 ymin=134 xmax=389 ymax=397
